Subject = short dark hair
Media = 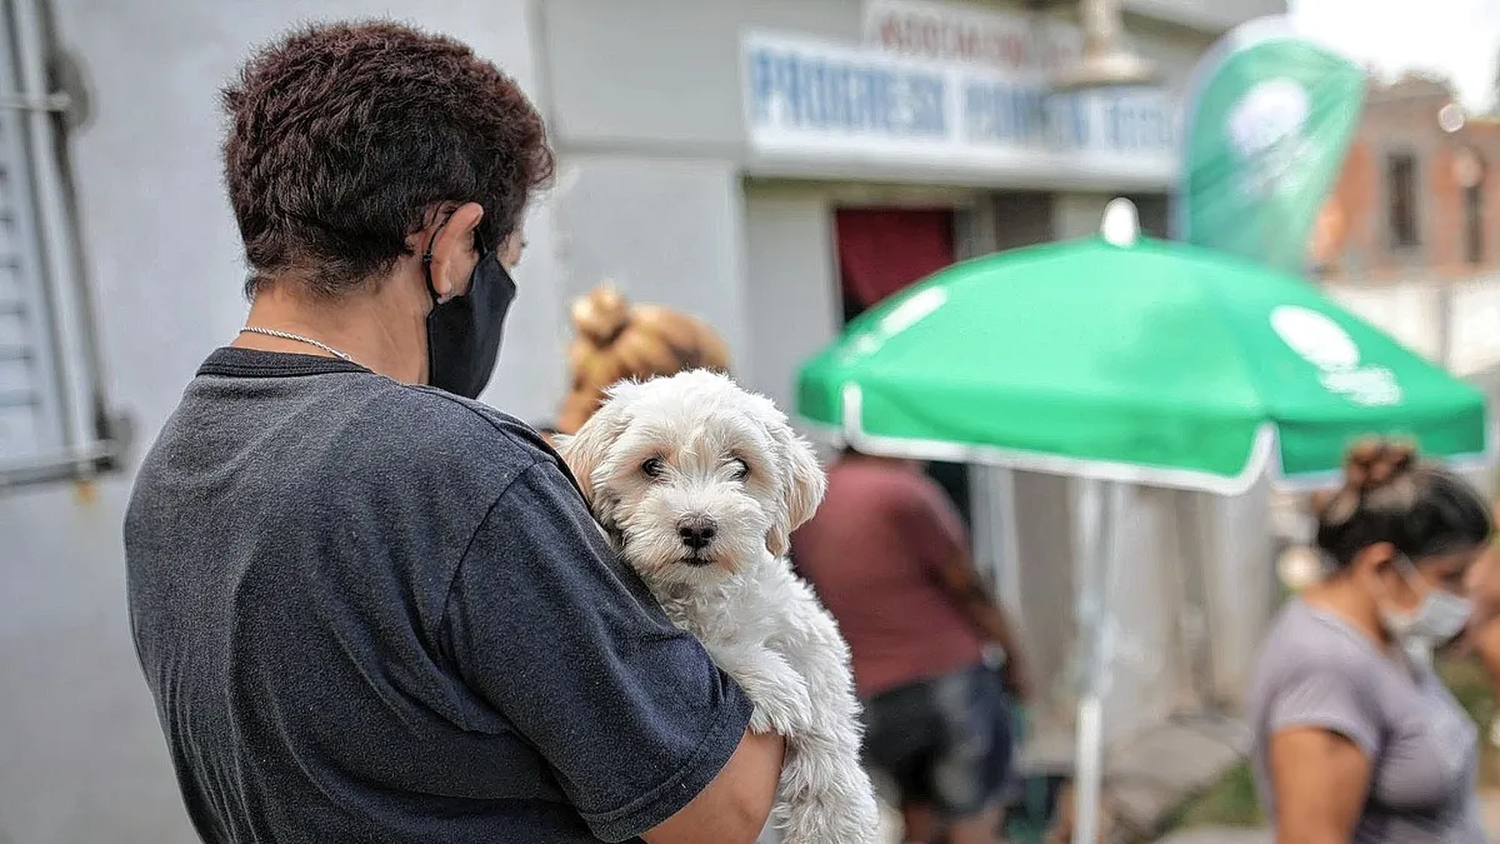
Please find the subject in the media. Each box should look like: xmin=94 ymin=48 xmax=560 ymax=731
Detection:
xmin=223 ymin=21 xmax=554 ymax=298
xmin=1314 ymin=439 xmax=1492 ymax=567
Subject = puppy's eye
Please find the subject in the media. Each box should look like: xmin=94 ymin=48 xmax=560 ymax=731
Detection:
xmin=642 ymin=457 xmax=666 ymax=478
xmin=730 ymin=458 xmax=750 ymax=481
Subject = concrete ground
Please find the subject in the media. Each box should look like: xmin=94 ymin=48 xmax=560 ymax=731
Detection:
xmin=1155 ymin=791 xmax=1500 ymax=843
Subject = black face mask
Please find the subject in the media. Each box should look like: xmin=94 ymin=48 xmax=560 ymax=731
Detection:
xmin=422 ymin=228 xmax=518 ymax=399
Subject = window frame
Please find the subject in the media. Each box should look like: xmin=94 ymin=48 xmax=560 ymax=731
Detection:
xmin=1385 ymin=150 xmax=1421 ymax=251
xmin=0 ymin=0 xmax=127 ymax=489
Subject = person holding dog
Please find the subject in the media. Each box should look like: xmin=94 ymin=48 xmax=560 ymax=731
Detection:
xmin=124 ymin=22 xmax=782 ymax=844
xmin=1247 ymin=439 xmax=1492 ymax=844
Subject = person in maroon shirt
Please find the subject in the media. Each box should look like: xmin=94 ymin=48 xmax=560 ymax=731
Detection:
xmin=792 ymin=448 xmax=1031 ymax=844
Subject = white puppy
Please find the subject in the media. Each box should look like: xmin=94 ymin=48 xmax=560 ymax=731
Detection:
xmin=557 ymin=370 xmax=881 ymax=844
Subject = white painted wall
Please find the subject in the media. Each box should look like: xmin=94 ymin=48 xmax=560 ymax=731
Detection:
xmin=741 ymin=186 xmax=841 ymax=414
xmin=552 ymin=155 xmax=751 ymax=379
xmin=0 ymin=3 xmax=557 ymax=842
xmin=539 ymin=0 xmax=1216 ymax=159
xmin=1125 ymin=0 xmax=1286 ymax=33
xmin=1324 ymin=272 xmax=1500 ymax=379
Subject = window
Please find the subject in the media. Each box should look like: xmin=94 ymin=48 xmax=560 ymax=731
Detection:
xmin=0 ymin=0 xmax=122 ymax=487
xmin=833 ymin=206 xmax=972 ymax=537
xmin=1456 ymin=147 xmax=1486 ymax=265
xmin=1466 ymin=184 xmax=1485 ymax=265
xmin=1387 ymin=153 xmax=1420 ymax=249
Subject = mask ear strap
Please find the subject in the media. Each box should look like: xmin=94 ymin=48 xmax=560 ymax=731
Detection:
xmin=422 ymin=212 xmax=456 ymax=301
xmin=1391 ymin=555 xmax=1448 ymax=604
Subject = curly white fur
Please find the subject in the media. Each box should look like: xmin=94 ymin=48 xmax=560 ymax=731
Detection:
xmin=557 ymin=370 xmax=880 ymax=844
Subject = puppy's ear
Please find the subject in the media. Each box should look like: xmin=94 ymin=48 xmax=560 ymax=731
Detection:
xmin=766 ymin=421 xmax=827 ymax=558
xmin=555 ymin=397 xmax=630 ymax=509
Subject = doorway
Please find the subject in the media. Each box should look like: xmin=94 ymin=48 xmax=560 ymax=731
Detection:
xmin=832 ymin=206 xmax=974 ymax=535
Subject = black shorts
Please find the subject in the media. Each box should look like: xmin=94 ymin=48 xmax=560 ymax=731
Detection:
xmin=861 ymin=663 xmax=1014 ymax=819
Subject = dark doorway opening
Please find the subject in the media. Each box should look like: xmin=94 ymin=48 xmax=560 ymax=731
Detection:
xmin=833 ymin=206 xmax=973 ymax=535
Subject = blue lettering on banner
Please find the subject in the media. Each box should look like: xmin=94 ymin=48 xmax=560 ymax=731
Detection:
xmin=963 ymin=81 xmax=1049 ymax=145
xmin=961 ymin=82 xmax=1174 ymax=155
xmin=746 ymin=35 xmax=1177 ymax=165
xmin=748 ymin=46 xmax=947 ymax=138
xmin=1046 ymin=94 xmax=1089 ymax=149
xmin=1102 ymin=91 xmax=1173 ymax=152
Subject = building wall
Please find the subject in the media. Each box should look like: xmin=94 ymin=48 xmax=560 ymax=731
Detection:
xmin=540 ymin=0 xmax=1215 ymax=163
xmin=741 ymin=184 xmax=843 ymax=413
xmin=1124 ymin=0 xmax=1285 ymax=33
xmin=0 ymin=3 xmax=556 ymax=842
xmin=552 ymin=155 xmax=751 ymax=375
xmin=536 ymin=0 xmax=1221 ymax=427
xmin=1314 ymin=76 xmax=1500 ymax=389
xmin=1321 ymin=76 xmax=1500 ymax=281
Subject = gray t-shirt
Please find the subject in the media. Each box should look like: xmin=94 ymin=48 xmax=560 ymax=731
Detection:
xmin=125 ymin=348 xmax=753 ymax=843
xmin=1247 ymin=599 xmax=1485 ymax=843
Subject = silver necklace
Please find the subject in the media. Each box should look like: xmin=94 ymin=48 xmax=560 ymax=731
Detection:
xmin=239 ymin=326 xmax=357 ymax=364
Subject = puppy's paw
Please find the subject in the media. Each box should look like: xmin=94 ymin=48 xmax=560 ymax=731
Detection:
xmin=722 ymin=649 xmax=813 ymax=737
xmin=747 ymin=677 xmax=811 ymax=736
xmin=748 ymin=705 xmax=779 ymax=736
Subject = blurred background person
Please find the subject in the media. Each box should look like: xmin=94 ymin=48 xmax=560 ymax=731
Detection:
xmin=1248 ymin=439 xmax=1493 ymax=844
xmin=791 ymin=446 xmax=1031 ymax=844
xmin=554 ymin=283 xmax=731 ymax=435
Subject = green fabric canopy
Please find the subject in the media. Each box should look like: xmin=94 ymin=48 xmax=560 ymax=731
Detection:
xmin=798 ymin=236 xmax=1490 ymax=494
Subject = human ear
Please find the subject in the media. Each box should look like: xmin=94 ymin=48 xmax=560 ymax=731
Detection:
xmin=1351 ymin=541 xmax=1397 ymax=577
xmin=426 ymin=201 xmax=484 ymax=301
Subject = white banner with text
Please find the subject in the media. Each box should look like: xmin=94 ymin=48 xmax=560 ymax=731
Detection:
xmin=742 ymin=31 xmax=1179 ymax=185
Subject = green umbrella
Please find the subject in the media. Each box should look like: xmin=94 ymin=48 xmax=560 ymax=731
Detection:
xmin=798 ymin=234 xmax=1490 ymax=493
xmin=799 ymin=210 xmax=1492 ymax=844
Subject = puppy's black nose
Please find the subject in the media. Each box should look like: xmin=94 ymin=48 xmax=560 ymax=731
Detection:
xmin=677 ymin=516 xmax=718 ymax=550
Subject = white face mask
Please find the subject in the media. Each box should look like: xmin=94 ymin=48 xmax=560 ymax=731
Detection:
xmin=1378 ymin=557 xmax=1472 ymax=663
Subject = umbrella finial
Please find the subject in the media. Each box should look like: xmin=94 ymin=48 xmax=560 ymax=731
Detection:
xmin=1101 ymin=197 xmax=1139 ymax=248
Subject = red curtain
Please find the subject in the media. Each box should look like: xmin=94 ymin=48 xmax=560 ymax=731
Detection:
xmin=835 ymin=208 xmax=957 ymax=311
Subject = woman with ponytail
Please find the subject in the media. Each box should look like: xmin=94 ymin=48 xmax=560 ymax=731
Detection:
xmin=554 ymin=283 xmax=731 ymax=435
xmin=1247 ymin=439 xmax=1493 ymax=844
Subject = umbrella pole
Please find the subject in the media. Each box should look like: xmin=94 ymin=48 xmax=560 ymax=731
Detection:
xmin=1073 ymin=479 xmax=1121 ymax=844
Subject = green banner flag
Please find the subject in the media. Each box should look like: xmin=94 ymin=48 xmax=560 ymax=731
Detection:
xmin=1172 ymin=16 xmax=1367 ymax=273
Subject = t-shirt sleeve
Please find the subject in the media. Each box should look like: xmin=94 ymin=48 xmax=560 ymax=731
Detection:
xmin=1265 ymin=657 xmax=1381 ymax=759
xmin=443 ymin=460 xmax=754 ymax=842
xmin=896 ymin=473 xmax=971 ymax=574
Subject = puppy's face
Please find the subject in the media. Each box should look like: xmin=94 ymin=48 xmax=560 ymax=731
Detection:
xmin=558 ymin=370 xmax=825 ymax=587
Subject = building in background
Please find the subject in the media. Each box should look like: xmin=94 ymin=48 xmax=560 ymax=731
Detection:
xmin=539 ymin=0 xmax=1234 ymax=420
xmin=1317 ymin=74 xmax=1500 ymax=281
xmin=2 ymin=1 xmax=1281 ymax=842
xmin=1314 ymin=74 xmax=1500 ymax=392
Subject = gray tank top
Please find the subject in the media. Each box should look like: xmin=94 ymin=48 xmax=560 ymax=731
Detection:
xmin=1247 ymin=599 xmax=1486 ymax=843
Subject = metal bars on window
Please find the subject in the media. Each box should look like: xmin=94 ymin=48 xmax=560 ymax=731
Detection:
xmin=0 ymin=0 xmax=125 ymax=488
